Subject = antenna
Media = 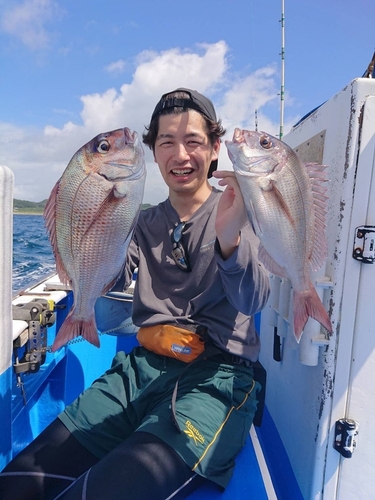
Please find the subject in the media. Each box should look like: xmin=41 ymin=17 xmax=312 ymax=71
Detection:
xmin=279 ymin=0 xmax=285 ymax=139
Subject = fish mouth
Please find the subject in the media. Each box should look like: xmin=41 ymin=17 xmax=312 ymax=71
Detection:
xmin=226 ymin=129 xmax=278 ymax=176
xmin=107 ymin=128 xmax=145 ymax=178
xmin=123 ymin=127 xmax=138 ymax=145
xmin=226 ymin=141 xmax=271 ymax=176
xmin=232 ymin=127 xmax=246 ymax=144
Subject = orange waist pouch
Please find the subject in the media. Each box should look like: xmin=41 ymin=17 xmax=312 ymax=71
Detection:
xmin=136 ymin=324 xmax=206 ymax=363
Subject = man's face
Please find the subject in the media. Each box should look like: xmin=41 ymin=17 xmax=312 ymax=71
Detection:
xmin=153 ymin=110 xmax=219 ymax=195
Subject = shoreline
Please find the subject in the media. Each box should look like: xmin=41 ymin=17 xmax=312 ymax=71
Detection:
xmin=13 ymin=212 xmax=44 ymax=216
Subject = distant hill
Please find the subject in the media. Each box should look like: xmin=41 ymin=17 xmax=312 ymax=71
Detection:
xmin=13 ymin=199 xmax=153 ymax=214
xmin=13 ymin=199 xmax=47 ymax=214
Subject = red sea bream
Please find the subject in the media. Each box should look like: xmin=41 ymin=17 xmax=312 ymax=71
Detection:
xmin=44 ymin=128 xmax=146 ymax=351
xmin=226 ymin=129 xmax=332 ymax=341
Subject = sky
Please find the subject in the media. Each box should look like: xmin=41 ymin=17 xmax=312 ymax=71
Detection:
xmin=0 ymin=0 xmax=374 ymax=205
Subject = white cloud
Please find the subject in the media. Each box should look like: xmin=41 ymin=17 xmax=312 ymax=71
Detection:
xmin=133 ymin=41 xmax=228 ymax=94
xmin=0 ymin=0 xmax=63 ymax=50
xmin=219 ymin=65 xmax=279 ymax=133
xmin=0 ymin=41 xmax=282 ymax=205
xmin=105 ymin=59 xmax=127 ymax=74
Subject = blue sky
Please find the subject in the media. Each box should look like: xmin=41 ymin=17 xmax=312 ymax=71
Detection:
xmin=1 ymin=0 xmax=374 ymax=204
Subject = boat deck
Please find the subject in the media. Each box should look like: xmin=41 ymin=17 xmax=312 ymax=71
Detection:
xmin=189 ymin=427 xmax=275 ymax=499
xmin=4 ymin=277 xmax=303 ymax=499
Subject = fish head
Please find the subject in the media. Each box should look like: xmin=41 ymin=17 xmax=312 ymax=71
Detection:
xmin=76 ymin=127 xmax=147 ymax=199
xmin=82 ymin=127 xmax=146 ymax=186
xmin=226 ymin=129 xmax=290 ymax=177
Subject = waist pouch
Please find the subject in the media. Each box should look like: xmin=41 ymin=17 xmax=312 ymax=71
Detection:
xmin=137 ymin=324 xmax=206 ymax=363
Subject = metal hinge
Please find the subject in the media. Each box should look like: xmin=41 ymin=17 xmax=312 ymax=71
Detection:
xmin=353 ymin=226 xmax=375 ymax=263
xmin=12 ymin=299 xmax=56 ymax=404
xmin=333 ymin=418 xmax=359 ymax=458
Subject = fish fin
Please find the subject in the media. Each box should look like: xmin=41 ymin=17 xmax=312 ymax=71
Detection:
xmin=267 ymin=181 xmax=296 ymax=228
xmin=305 ymin=163 xmax=330 ymax=271
xmin=244 ymin=197 xmax=262 ymax=236
xmin=258 ymin=245 xmax=288 ymax=278
xmin=101 ymin=228 xmax=136 ymax=294
xmin=113 ymin=179 xmax=132 ymax=198
xmin=43 ymin=180 xmax=71 ymax=286
xmin=293 ymin=283 xmax=333 ymax=342
xmin=80 ymin=187 xmax=130 ymax=242
xmin=51 ymin=311 xmax=100 ymax=351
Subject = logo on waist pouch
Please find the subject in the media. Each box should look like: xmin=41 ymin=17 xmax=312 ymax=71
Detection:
xmin=172 ymin=344 xmax=192 ymax=355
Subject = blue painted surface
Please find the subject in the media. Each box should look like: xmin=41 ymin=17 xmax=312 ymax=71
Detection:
xmin=11 ymin=355 xmax=67 ymax=457
xmin=0 ymin=366 xmax=12 ymax=470
xmin=63 ymin=332 xmax=139 ymax=405
xmin=254 ymin=311 xmax=261 ymax=334
xmin=257 ymin=406 xmax=304 ymax=500
xmin=188 ymin=433 xmax=268 ymax=499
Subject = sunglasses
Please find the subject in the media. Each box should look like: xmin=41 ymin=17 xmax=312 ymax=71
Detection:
xmin=171 ymin=222 xmax=191 ymax=272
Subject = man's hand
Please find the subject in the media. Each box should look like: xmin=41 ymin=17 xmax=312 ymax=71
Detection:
xmin=212 ymin=170 xmax=248 ymax=259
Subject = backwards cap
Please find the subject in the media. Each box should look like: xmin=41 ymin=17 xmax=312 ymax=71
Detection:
xmin=151 ymin=87 xmax=217 ymax=122
xmin=150 ymin=88 xmax=218 ymax=177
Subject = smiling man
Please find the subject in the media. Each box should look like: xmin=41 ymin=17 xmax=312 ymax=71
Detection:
xmin=0 ymin=88 xmax=270 ymax=500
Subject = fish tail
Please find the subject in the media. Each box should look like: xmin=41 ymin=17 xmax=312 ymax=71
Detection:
xmin=293 ymin=285 xmax=333 ymax=342
xmin=51 ymin=311 xmax=100 ymax=351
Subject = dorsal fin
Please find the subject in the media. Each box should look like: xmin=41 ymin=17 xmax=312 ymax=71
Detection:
xmin=304 ymin=163 xmax=329 ymax=271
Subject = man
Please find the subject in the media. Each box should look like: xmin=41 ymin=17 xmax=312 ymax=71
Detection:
xmin=0 ymin=88 xmax=270 ymax=499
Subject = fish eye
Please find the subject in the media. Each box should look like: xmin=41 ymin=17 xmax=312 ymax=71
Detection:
xmin=97 ymin=140 xmax=110 ymax=153
xmin=259 ymin=136 xmax=272 ymax=149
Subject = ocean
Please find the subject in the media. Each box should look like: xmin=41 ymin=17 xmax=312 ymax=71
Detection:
xmin=13 ymin=214 xmax=56 ymax=296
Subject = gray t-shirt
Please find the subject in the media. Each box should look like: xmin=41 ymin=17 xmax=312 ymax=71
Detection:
xmin=122 ymin=187 xmax=270 ymax=362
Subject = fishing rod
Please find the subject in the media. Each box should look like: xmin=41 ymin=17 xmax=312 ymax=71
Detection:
xmin=279 ymin=0 xmax=285 ymax=139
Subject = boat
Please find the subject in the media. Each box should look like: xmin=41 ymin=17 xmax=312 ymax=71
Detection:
xmin=1 ymin=66 xmax=375 ymax=499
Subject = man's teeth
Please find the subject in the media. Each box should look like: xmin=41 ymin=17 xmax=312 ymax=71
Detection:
xmin=172 ymin=169 xmax=193 ymax=176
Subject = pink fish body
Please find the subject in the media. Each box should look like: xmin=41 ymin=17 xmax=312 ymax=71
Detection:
xmin=44 ymin=128 xmax=146 ymax=351
xmin=226 ymin=129 xmax=332 ymax=341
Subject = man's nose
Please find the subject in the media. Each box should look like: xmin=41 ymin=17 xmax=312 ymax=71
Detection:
xmin=174 ymin=143 xmax=189 ymax=162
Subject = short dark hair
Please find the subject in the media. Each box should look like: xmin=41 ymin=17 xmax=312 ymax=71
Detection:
xmin=143 ymin=88 xmax=226 ymax=178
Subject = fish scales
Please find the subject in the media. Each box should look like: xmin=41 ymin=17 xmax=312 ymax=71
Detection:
xmin=226 ymin=129 xmax=332 ymax=341
xmin=44 ymin=127 xmax=146 ymax=351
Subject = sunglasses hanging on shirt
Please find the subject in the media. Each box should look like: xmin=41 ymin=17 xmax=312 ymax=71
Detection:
xmin=171 ymin=222 xmax=191 ymax=272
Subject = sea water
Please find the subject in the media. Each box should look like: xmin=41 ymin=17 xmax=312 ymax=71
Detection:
xmin=12 ymin=214 xmax=55 ymax=295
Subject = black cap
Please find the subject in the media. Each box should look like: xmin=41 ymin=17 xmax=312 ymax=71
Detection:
xmin=151 ymin=87 xmax=217 ymax=122
xmin=150 ymin=88 xmax=218 ymax=178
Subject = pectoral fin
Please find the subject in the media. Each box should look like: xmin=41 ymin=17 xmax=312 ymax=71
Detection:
xmin=265 ymin=179 xmax=295 ymax=229
xmin=113 ymin=179 xmax=130 ymax=198
xmin=245 ymin=197 xmax=262 ymax=236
